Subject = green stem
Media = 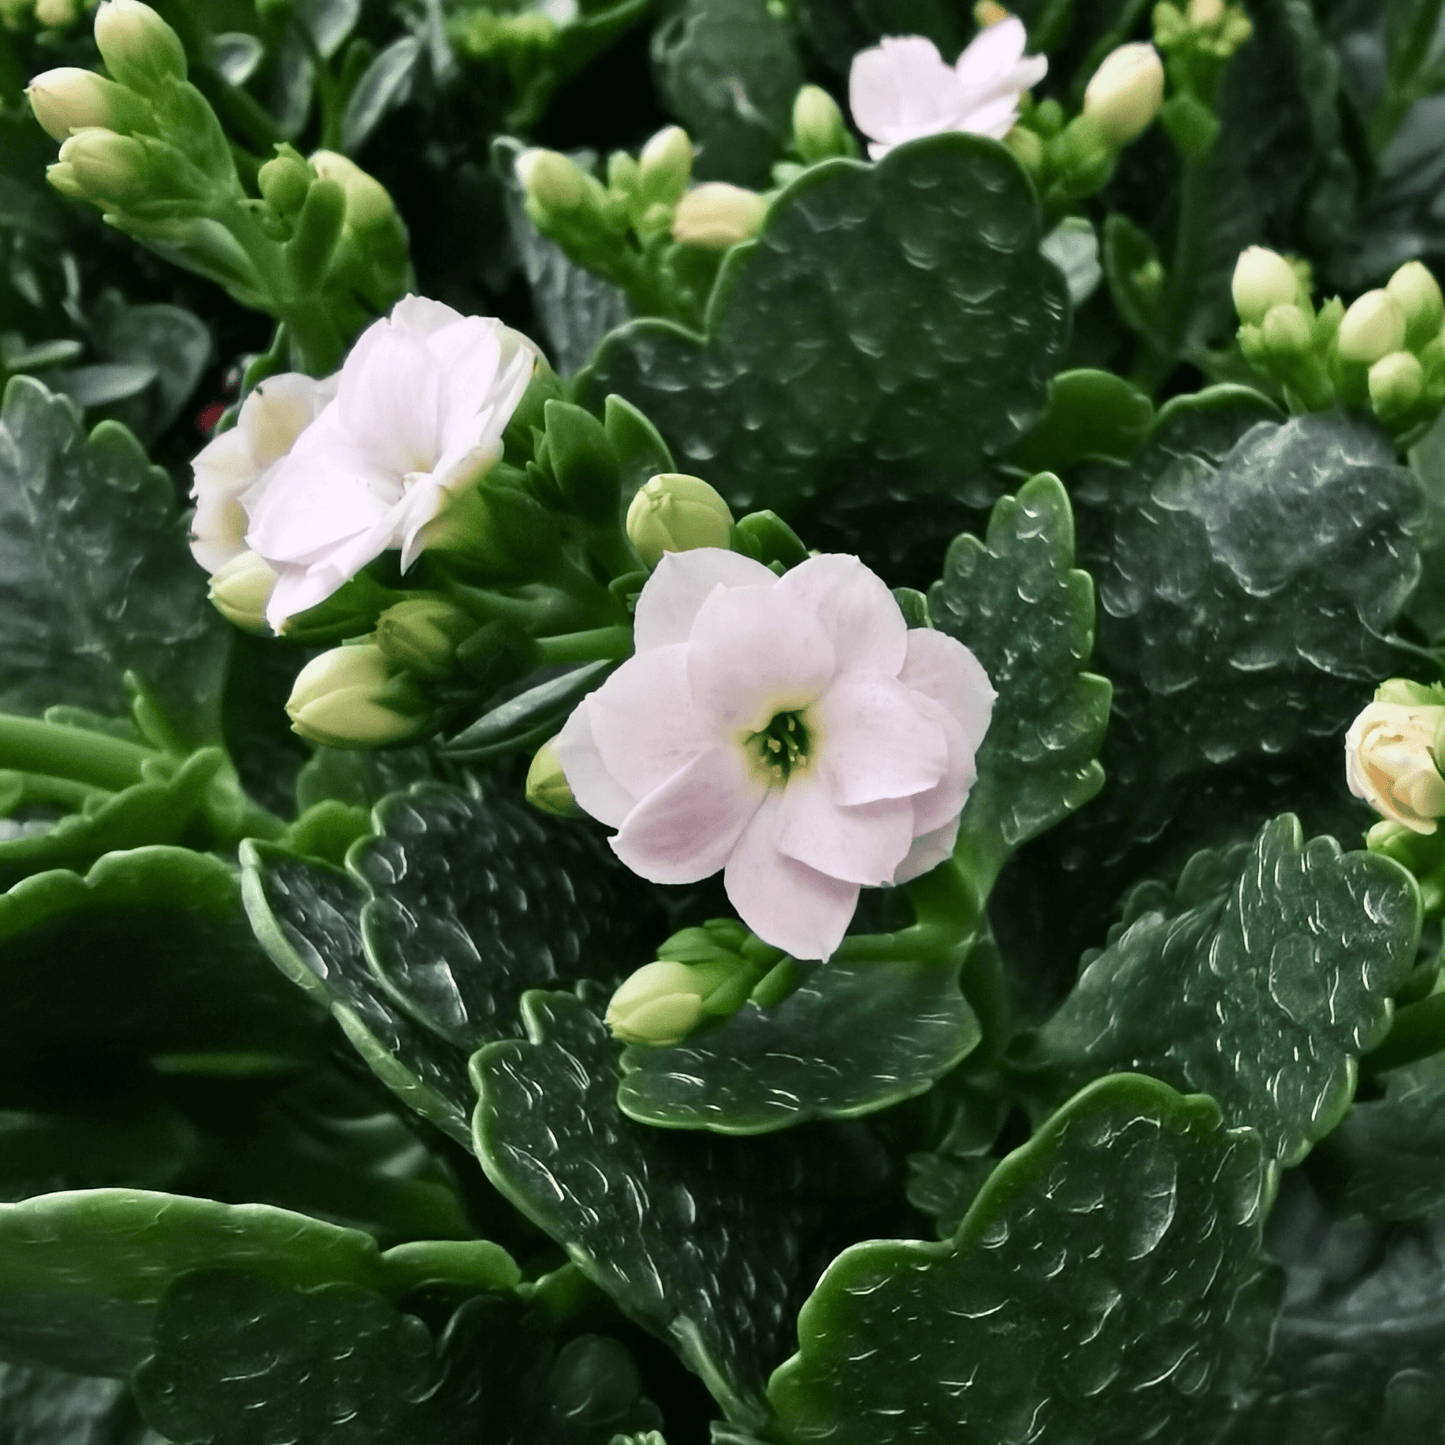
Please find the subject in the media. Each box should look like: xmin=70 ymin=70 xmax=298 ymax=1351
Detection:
xmin=0 ymin=771 xmax=113 ymax=811
xmin=0 ymin=715 xmax=157 ymax=792
xmin=1361 ymin=990 xmax=1445 ymax=1077
xmin=838 ymin=856 xmax=980 ymax=964
xmin=534 ymin=626 xmax=634 ymax=666
xmin=1163 ymin=152 xmax=1213 ymax=360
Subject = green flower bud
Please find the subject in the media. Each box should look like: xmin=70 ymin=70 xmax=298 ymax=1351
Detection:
xmin=1082 ymin=42 xmax=1165 ymax=148
xmin=258 ymin=151 xmax=312 ymax=217
xmin=309 ymin=150 xmax=398 ymax=234
xmin=1337 ymin=289 xmax=1408 ymax=365
xmin=285 ymin=643 xmax=428 ymax=749
xmin=637 ymin=125 xmax=693 ymax=209
xmin=525 ymin=741 xmax=578 ymax=817
xmin=792 ymin=84 xmax=851 ymax=164
xmin=1387 ymin=261 xmax=1445 ymax=348
xmin=626 ymin=472 xmax=735 ymax=567
xmin=1261 ymin=302 xmax=1312 ymax=359
xmin=517 ymin=147 xmax=587 ymax=215
xmin=375 ymin=597 xmax=473 ymax=680
xmin=1313 ymin=295 xmax=1345 ymax=348
xmin=605 ymin=957 xmax=745 ymax=1046
xmin=209 ymin=550 xmax=277 ymax=633
xmin=1376 ymin=679 xmax=1445 ymax=709
xmin=671 ymin=183 xmax=767 ymax=250
xmin=1369 ymin=350 xmax=1425 ymax=419
xmin=93 ymin=0 xmax=187 ymax=93
xmin=35 ymin=0 xmax=80 ymax=25
xmin=27 ymin=67 xmax=144 ymax=140
xmin=1231 ymin=246 xmax=1299 ymax=325
xmin=974 ymin=1 xmax=1010 ymax=23
xmin=1003 ymin=124 xmax=1044 ymax=173
xmin=50 ymin=127 xmax=149 ymax=206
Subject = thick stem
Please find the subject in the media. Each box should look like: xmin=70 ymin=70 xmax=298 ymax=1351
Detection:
xmin=534 ymin=626 xmax=634 ymax=666
xmin=1 ymin=771 xmax=113 ymax=811
xmin=1163 ymin=153 xmax=1213 ymax=361
xmin=0 ymin=714 xmax=157 ymax=792
xmin=1361 ymin=990 xmax=1445 ymax=1077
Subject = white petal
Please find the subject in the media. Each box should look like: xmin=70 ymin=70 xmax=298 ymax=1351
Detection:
xmin=633 ymin=548 xmax=778 ymax=653
xmin=387 ymin=294 xmax=466 ymax=339
xmin=265 ymin=564 xmax=345 ymax=630
xmin=587 ymin=645 xmax=715 ymax=800
xmin=893 ymin=817 xmax=962 ymax=884
xmin=246 ymin=448 xmax=393 ymax=567
xmin=954 ymin=16 xmax=1027 ymax=89
xmin=336 ymin=323 xmax=444 ymax=479
xmin=849 ymin=36 xmax=958 ymax=148
xmin=723 ymin=791 xmax=860 ymax=960
xmin=553 ymin=698 xmax=638 ymax=829
xmin=776 ymin=552 xmax=907 ymax=676
xmin=907 ymin=695 xmax=978 ymax=835
xmin=815 ymin=670 xmax=948 ymax=805
xmin=612 ymin=746 xmax=766 ymax=884
xmin=898 ymin=629 xmax=995 ymax=755
xmin=955 ymin=92 xmax=1022 ymax=139
xmin=774 ymin=769 xmax=915 ymax=885
xmin=688 ymin=582 xmax=836 ymax=732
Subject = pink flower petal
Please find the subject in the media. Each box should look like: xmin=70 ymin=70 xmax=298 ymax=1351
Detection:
xmin=849 ymin=35 xmax=958 ymax=149
xmin=774 ymin=770 xmax=915 ymax=885
xmin=724 ymin=790 xmax=860 ymax=960
xmin=894 ymin=817 xmax=963 ymax=884
xmin=954 ymin=16 xmax=1027 ymax=89
xmin=775 ymin=553 xmax=907 ymax=676
xmin=688 ymin=582 xmax=836 ymax=732
xmin=632 ymin=548 xmax=779 ymax=653
xmin=815 ymin=670 xmax=948 ymax=805
xmin=899 ymin=629 xmax=995 ymax=754
xmin=612 ymin=746 xmax=766 ymax=884
xmin=907 ymin=695 xmax=979 ymax=836
xmin=553 ymin=698 xmax=640 ymax=829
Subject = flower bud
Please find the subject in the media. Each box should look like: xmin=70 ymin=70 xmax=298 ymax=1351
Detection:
xmin=975 ymin=1 xmax=1010 ymax=22
xmin=1337 ymin=289 xmax=1408 ymax=365
xmin=1231 ymin=246 xmax=1301 ymax=325
xmin=1188 ymin=0 xmax=1224 ymax=21
xmin=1386 ymin=261 xmax=1445 ymax=347
xmin=374 ymin=597 xmax=472 ymax=680
xmin=525 ymin=741 xmax=579 ymax=818
xmin=671 ymin=183 xmax=767 ymax=250
xmin=517 ymin=147 xmax=588 ymax=215
xmin=792 ymin=84 xmax=850 ymax=164
xmin=51 ymin=127 xmax=149 ymax=206
xmin=209 ymin=550 xmax=277 ymax=633
xmin=285 ymin=643 xmax=428 ymax=749
xmin=637 ymin=125 xmax=693 ymax=209
xmin=626 ymin=472 xmax=734 ymax=567
xmin=309 ymin=150 xmax=398 ymax=233
xmin=27 ymin=67 xmax=141 ymax=140
xmin=258 ymin=152 xmax=312 ymax=217
xmin=605 ymin=957 xmax=744 ymax=1047
xmin=1003 ymin=124 xmax=1044 ymax=173
xmin=93 ymin=0 xmax=187 ymax=93
xmin=1261 ymin=303 xmax=1311 ymax=359
xmin=1313 ymin=295 xmax=1345 ymax=348
xmin=1082 ymin=43 xmax=1165 ymax=148
xmin=1369 ymin=350 xmax=1425 ymax=419
xmin=1346 ymin=700 xmax=1445 ymax=834
xmin=35 ymin=0 xmax=80 ymax=24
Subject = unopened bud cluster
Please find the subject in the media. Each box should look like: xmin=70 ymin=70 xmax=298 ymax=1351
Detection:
xmin=605 ymin=920 xmax=792 ymax=1047
xmin=1148 ymin=0 xmax=1253 ymax=159
xmin=1233 ymin=247 xmax=1445 ymax=434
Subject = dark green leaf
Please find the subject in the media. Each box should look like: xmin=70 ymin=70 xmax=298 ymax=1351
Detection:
xmin=1022 ymin=816 xmax=1420 ymax=1165
xmin=930 ymin=473 xmax=1111 ymax=883
xmin=0 ymin=1361 xmax=142 ymax=1445
xmin=471 ymin=987 xmax=892 ymax=1426
xmin=616 ymin=951 xmax=980 ymax=1134
xmin=1005 ymin=369 xmax=1154 ymax=474
xmin=651 ymin=0 xmax=803 ymax=186
xmin=768 ymin=1075 xmax=1280 ymax=1445
xmin=135 ymin=1276 xmax=656 ymax=1445
xmin=0 ymin=377 xmax=227 ymax=745
xmin=577 ymin=135 xmax=1069 ymax=518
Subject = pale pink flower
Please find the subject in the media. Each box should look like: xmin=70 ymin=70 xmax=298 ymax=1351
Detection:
xmin=554 ymin=549 xmax=994 ymax=960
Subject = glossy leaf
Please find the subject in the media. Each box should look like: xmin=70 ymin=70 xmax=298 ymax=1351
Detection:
xmin=135 ymin=1277 xmax=657 ymax=1445
xmin=471 ymin=987 xmax=892 ymax=1427
xmin=930 ymin=472 xmax=1111 ymax=881
xmin=1023 ymin=816 xmax=1420 ymax=1165
xmin=0 ymin=377 xmax=226 ymax=744
xmin=577 ymin=135 xmax=1069 ymax=517
xmin=1004 ymin=369 xmax=1154 ymax=474
xmin=768 ymin=1074 xmax=1279 ymax=1445
xmin=616 ymin=951 xmax=981 ymax=1134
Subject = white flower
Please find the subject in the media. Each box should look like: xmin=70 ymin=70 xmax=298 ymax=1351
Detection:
xmin=848 ymin=20 xmax=1047 ymax=161
xmin=245 ymin=295 xmax=537 ymax=630
xmin=188 ymin=371 xmax=337 ymax=575
xmin=1346 ymin=701 xmax=1445 ymax=834
xmin=553 ymin=549 xmax=995 ymax=960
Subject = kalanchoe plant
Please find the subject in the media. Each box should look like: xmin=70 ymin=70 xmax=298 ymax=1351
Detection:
xmin=7 ymin=0 xmax=1445 ymax=1440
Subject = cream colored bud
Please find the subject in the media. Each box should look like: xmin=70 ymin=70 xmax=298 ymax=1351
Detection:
xmin=1187 ymin=0 xmax=1225 ymax=22
xmin=638 ymin=126 xmax=693 ymax=207
xmin=1337 ymin=289 xmax=1408 ymax=365
xmin=309 ymin=150 xmax=396 ymax=232
xmin=93 ymin=0 xmax=187 ymax=91
xmin=975 ymin=1 xmax=1010 ymax=23
xmin=525 ymin=741 xmax=578 ymax=818
xmin=35 ymin=0 xmax=79 ymax=24
xmin=1231 ymin=247 xmax=1300 ymax=324
xmin=605 ymin=960 xmax=712 ymax=1046
xmin=286 ymin=643 xmax=426 ymax=749
xmin=1082 ymin=43 xmax=1165 ymax=148
xmin=53 ymin=127 xmax=148 ymax=205
xmin=517 ymin=147 xmax=587 ymax=214
xmin=1369 ymin=350 xmax=1425 ymax=417
xmin=1387 ymin=261 xmax=1445 ymax=346
xmin=27 ymin=67 xmax=136 ymax=140
xmin=793 ymin=84 xmax=849 ymax=163
xmin=671 ymin=183 xmax=767 ymax=250
xmin=209 ymin=551 xmax=277 ymax=633
xmin=626 ymin=473 xmax=734 ymax=567
xmin=1346 ymin=702 xmax=1445 ymax=834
